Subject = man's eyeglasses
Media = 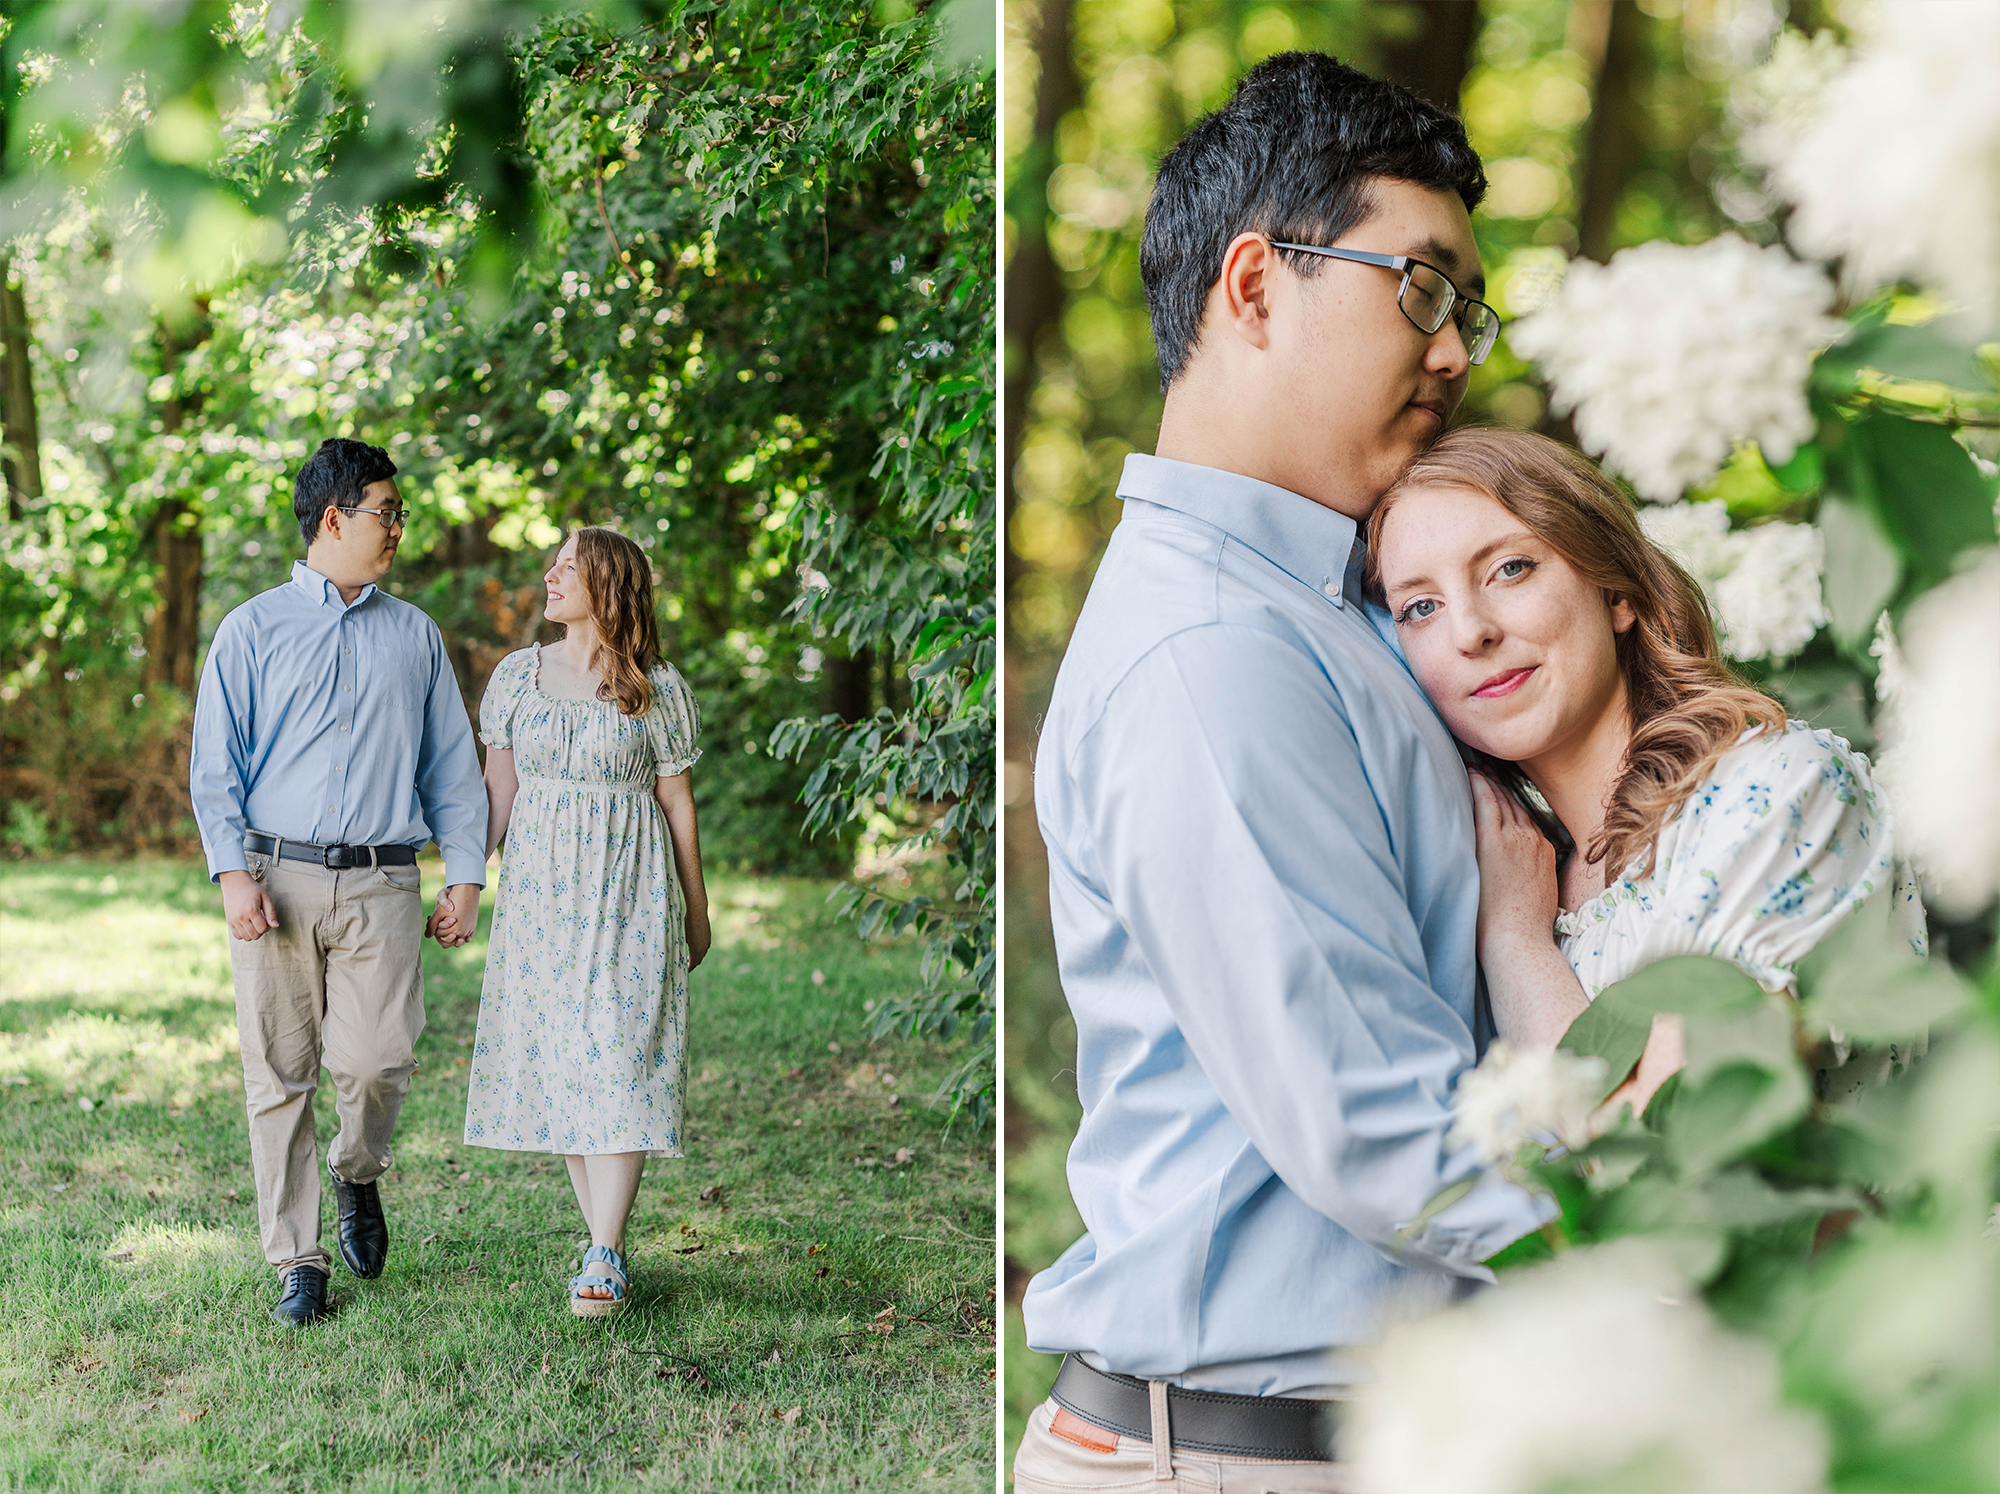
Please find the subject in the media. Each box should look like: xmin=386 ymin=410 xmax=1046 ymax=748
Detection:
xmin=1268 ymin=242 xmax=1501 ymax=366
xmin=338 ymin=504 xmax=409 ymax=533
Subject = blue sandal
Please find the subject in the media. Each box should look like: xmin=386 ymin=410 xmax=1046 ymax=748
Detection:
xmin=569 ymin=1244 xmax=628 ymax=1318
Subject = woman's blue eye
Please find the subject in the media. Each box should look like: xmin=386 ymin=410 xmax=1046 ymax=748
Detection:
xmin=1399 ymin=598 xmax=1439 ymax=624
xmin=1497 ymin=558 xmax=1534 ymax=580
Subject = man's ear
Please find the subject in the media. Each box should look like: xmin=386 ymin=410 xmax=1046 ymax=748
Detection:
xmin=1212 ymin=232 xmax=1279 ymax=352
xmin=317 ymin=504 xmax=343 ymax=544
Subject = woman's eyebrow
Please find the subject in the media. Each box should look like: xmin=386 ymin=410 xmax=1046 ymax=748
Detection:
xmin=1386 ymin=530 xmax=1539 ymax=594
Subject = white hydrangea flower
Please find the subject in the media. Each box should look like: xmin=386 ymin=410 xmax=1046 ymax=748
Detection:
xmin=1868 ymin=611 xmax=1907 ymax=709
xmin=1875 ymin=549 xmax=2000 ymax=917
xmin=1348 ymin=1239 xmax=1831 ymax=1494
xmin=1508 ymin=235 xmax=1846 ymax=503
xmin=1771 ymin=2 xmax=2000 ymax=329
xmin=1732 ymin=28 xmax=1850 ymax=173
xmin=1714 ymin=521 xmax=1829 ymax=663
xmin=1447 ymin=1040 xmax=1606 ymax=1166
xmin=1639 ymin=502 xmax=1827 ymax=662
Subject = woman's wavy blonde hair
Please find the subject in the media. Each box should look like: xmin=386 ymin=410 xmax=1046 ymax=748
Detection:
xmin=568 ymin=526 xmax=661 ymax=718
xmin=1365 ymin=427 xmax=1787 ymax=879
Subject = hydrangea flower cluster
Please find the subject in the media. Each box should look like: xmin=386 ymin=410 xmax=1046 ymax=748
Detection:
xmin=1349 ymin=1240 xmax=1829 ymax=1494
xmin=1446 ymin=1041 xmax=1606 ymax=1167
xmin=1507 ymin=235 xmax=1846 ymax=503
xmin=1876 ymin=549 xmax=2000 ymax=917
xmin=1639 ymin=500 xmax=1828 ymax=662
xmin=1772 ymin=3 xmax=2000 ymax=330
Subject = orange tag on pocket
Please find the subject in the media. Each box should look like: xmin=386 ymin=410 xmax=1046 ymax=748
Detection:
xmin=1049 ymin=1408 xmax=1119 ymax=1455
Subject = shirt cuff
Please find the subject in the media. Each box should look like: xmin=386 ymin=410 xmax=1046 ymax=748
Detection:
xmin=207 ymin=845 xmax=250 ymax=882
xmin=441 ymin=853 xmax=488 ymax=889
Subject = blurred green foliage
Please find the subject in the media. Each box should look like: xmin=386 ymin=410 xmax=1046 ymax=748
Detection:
xmin=0 ymin=4 xmax=995 ymax=1091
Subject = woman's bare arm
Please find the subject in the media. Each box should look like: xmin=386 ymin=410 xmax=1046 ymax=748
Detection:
xmin=432 ymin=746 xmax=516 ymax=944
xmin=1473 ymin=773 xmax=1684 ymax=1116
xmin=655 ymin=768 xmax=711 ymax=970
xmin=483 ymin=746 xmax=519 ymax=862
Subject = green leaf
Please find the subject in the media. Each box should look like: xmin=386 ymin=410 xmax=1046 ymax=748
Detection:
xmin=1797 ymin=893 xmax=1971 ymax=1043
xmin=1663 ymin=1063 xmax=1812 ymax=1178
xmin=1557 ymin=995 xmax=1655 ymax=1102
xmin=1595 ymin=955 xmax=1766 ymax=1019
xmin=1817 ymin=495 xmax=1903 ymax=650
xmin=1681 ymin=999 xmax=1796 ymax=1090
xmin=1841 ymin=414 xmax=2000 ymax=595
xmin=1813 ymin=319 xmax=1996 ymax=393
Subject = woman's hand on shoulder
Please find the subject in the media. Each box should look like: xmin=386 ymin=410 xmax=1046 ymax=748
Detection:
xmin=1471 ymin=771 xmax=1559 ymax=962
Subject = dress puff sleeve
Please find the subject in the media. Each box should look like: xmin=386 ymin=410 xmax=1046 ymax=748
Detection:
xmin=1646 ymin=720 xmax=1898 ymax=992
xmin=478 ymin=648 xmax=534 ymax=750
xmin=644 ymin=661 xmax=701 ymax=776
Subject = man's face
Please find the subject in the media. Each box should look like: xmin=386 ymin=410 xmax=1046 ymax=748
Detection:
xmin=318 ymin=477 xmax=405 ymax=584
xmin=1262 ymin=179 xmax=1483 ymax=510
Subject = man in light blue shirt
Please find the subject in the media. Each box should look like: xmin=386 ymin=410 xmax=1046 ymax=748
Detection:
xmin=190 ymin=437 xmax=487 ymax=1327
xmin=1016 ymin=54 xmax=1551 ymax=1490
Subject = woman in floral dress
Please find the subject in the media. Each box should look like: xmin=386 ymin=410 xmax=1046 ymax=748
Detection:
xmin=1366 ymin=428 xmax=1923 ymax=1117
xmin=451 ymin=525 xmax=710 ymax=1317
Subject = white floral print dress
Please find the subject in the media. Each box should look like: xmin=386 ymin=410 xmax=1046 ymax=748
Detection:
xmin=463 ymin=645 xmax=701 ymax=1157
xmin=1557 ymin=720 xmax=1925 ymax=1002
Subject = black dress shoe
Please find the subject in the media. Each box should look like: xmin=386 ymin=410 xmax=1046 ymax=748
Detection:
xmin=328 ymin=1163 xmax=388 ymax=1279
xmin=273 ymin=1265 xmax=331 ymax=1327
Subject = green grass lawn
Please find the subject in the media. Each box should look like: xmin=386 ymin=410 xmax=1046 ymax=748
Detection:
xmin=0 ymin=857 xmax=996 ymax=1492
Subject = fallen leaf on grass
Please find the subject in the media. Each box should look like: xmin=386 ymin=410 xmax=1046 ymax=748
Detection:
xmin=869 ymin=1307 xmax=897 ymax=1336
xmin=107 ymin=1249 xmax=135 ymax=1263
xmin=776 ymin=1405 xmax=802 ymax=1424
xmin=178 ymin=1407 xmax=206 ymax=1424
xmin=841 ymin=1064 xmax=878 ymax=1093
xmin=765 ymin=1347 xmax=782 ymax=1365
xmin=894 ymin=1148 xmax=915 ymax=1166
xmin=699 ymin=1184 xmax=723 ymax=1204
xmin=74 ymin=1358 xmax=106 ymax=1373
xmin=814 ymin=1266 xmax=831 ymax=1278
xmin=675 ymin=1242 xmax=704 ymax=1255
xmin=419 ymin=1234 xmax=439 ymax=1245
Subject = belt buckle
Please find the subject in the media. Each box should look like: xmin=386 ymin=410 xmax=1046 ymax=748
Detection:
xmin=322 ymin=843 xmax=355 ymax=869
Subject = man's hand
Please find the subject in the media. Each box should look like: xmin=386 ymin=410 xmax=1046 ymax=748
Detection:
xmin=429 ymin=883 xmax=481 ymax=947
xmin=220 ymin=869 xmax=279 ymax=942
xmin=685 ymin=904 xmax=712 ymax=970
xmin=1470 ymin=771 xmax=1559 ymax=962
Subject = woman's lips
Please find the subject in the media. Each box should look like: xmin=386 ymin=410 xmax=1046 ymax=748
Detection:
xmin=1473 ymin=666 xmax=1536 ymax=699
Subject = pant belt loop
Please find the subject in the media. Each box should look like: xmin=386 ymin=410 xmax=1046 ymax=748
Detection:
xmin=1148 ymin=1379 xmax=1172 ymax=1482
xmin=272 ymin=836 xmax=283 ymax=867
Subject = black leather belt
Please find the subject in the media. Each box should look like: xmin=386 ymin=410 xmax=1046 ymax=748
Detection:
xmin=1049 ymin=1354 xmax=1338 ymax=1462
xmin=245 ymin=831 xmax=418 ymax=870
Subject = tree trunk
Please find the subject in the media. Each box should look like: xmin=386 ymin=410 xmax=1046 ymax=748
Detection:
xmin=822 ymin=646 xmax=874 ymax=723
xmin=1371 ymin=1 xmax=1481 ymax=112
xmin=0 ymin=257 xmax=42 ymax=521
xmin=1575 ymin=0 xmax=1651 ymax=264
xmin=145 ymin=320 xmax=209 ymax=696
xmin=1002 ymin=0 xmax=1080 ymax=574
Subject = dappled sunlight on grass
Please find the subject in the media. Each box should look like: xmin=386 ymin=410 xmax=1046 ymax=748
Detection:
xmin=0 ymin=1012 xmax=238 ymax=1106
xmin=103 ymin=1221 xmax=252 ymax=1274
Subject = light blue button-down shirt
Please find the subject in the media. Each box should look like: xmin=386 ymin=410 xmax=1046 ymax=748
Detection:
xmin=1023 ymin=454 xmax=1552 ymax=1398
xmin=190 ymin=561 xmax=488 ymax=888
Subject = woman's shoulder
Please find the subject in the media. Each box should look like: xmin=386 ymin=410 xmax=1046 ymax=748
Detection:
xmin=491 ymin=644 xmax=540 ymax=679
xmin=1700 ymin=718 xmax=1881 ymax=816
xmin=646 ymin=657 xmax=692 ymax=693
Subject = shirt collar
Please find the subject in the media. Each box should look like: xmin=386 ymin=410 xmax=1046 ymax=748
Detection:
xmin=291 ymin=559 xmax=376 ymax=610
xmin=1116 ymin=453 xmax=1362 ymax=607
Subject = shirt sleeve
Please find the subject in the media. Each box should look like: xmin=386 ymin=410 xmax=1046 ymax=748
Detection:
xmin=1077 ymin=624 xmax=1551 ymax=1278
xmin=415 ymin=623 xmax=490 ymax=888
xmin=645 ymin=663 xmax=701 ymax=777
xmin=1649 ymin=726 xmax=1897 ymax=991
xmin=188 ymin=612 xmax=255 ymax=882
xmin=478 ymin=651 xmax=526 ymax=750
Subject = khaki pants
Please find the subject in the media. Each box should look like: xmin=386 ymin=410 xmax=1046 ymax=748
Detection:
xmin=1013 ymin=1396 xmax=1360 ymax=1494
xmin=228 ymin=848 xmax=426 ymax=1276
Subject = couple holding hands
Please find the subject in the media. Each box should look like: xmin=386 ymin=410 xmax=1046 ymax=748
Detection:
xmin=190 ymin=438 xmax=710 ymax=1327
xmin=1015 ymin=54 xmax=1920 ymax=1490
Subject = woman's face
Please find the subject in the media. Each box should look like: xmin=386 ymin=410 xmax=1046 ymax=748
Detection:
xmin=543 ymin=537 xmax=590 ymax=626
xmin=1375 ymin=483 xmax=1634 ymax=766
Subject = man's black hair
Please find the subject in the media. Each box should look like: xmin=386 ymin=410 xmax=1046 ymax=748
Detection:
xmin=1140 ymin=52 xmax=1486 ymax=390
xmin=294 ymin=437 xmax=399 ymax=544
